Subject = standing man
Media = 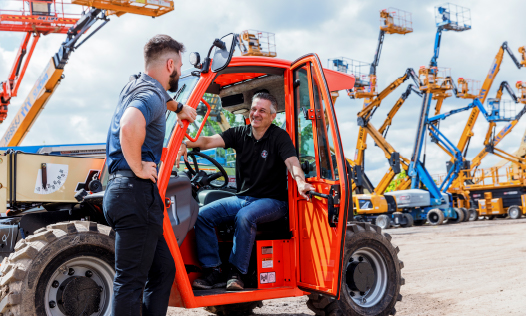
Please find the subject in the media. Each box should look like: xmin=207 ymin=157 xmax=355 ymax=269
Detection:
xmin=177 ymin=92 xmax=314 ymax=290
xmin=104 ymin=34 xmax=197 ymax=316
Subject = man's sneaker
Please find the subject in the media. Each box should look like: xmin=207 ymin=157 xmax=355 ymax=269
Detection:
xmin=192 ymin=268 xmax=226 ymax=290
xmin=226 ymin=268 xmax=244 ymax=291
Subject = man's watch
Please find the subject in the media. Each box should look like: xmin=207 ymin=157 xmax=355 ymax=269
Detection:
xmin=175 ymin=102 xmax=184 ymax=114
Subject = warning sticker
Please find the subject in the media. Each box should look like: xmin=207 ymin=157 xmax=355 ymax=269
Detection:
xmin=260 ymin=272 xmax=276 ymax=284
xmin=262 ymin=258 xmax=273 ymax=269
xmin=262 ymin=246 xmax=273 ymax=254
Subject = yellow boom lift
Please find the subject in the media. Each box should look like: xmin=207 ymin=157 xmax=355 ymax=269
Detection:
xmin=446 ymin=81 xmax=526 ymax=220
xmin=328 ymin=8 xmax=423 ymax=228
xmin=0 ymin=0 xmax=174 ymax=147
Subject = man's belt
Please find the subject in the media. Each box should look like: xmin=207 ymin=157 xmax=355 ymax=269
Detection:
xmin=109 ymin=170 xmax=136 ymax=180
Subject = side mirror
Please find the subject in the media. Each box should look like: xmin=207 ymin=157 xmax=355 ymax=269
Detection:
xmin=211 ymin=33 xmax=237 ymax=73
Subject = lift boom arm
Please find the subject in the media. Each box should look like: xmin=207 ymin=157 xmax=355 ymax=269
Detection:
xmin=0 ymin=9 xmax=108 ymax=147
xmin=455 ymin=42 xmax=525 ymax=156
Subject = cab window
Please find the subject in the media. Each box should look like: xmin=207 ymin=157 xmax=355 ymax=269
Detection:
xmin=293 ymin=65 xmax=316 ymax=178
xmin=311 ymin=68 xmax=339 ymax=180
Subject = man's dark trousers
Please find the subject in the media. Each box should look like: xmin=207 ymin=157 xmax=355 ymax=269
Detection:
xmin=103 ymin=175 xmax=176 ymax=316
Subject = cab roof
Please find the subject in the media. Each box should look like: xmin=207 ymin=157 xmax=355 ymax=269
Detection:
xmin=214 ymin=56 xmax=355 ymax=92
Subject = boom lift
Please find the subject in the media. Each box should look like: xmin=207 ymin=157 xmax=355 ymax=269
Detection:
xmin=442 ymin=81 xmax=526 ymax=219
xmin=0 ymin=0 xmax=79 ymax=123
xmin=0 ymin=35 xmax=404 ymax=316
xmin=453 ymin=42 xmax=525 ymax=161
xmin=0 ymin=0 xmax=174 ymax=147
xmin=382 ymin=4 xmax=472 ymax=226
xmin=327 ymin=9 xmax=421 ymax=228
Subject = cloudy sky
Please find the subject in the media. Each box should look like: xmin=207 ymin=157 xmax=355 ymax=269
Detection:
xmin=1 ymin=0 xmax=525 ymax=184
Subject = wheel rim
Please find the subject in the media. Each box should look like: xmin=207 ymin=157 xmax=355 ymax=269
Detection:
xmin=509 ymin=208 xmax=519 ymax=218
xmin=44 ymin=257 xmax=114 ymax=316
xmin=345 ymin=247 xmax=388 ymax=308
xmin=428 ymin=212 xmax=439 ymax=223
xmin=469 ymin=210 xmax=477 ymax=220
xmin=376 ymin=216 xmax=386 ymax=228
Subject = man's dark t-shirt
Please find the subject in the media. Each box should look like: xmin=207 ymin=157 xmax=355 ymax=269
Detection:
xmin=220 ymin=124 xmax=297 ymax=201
xmin=106 ymin=74 xmax=171 ymax=174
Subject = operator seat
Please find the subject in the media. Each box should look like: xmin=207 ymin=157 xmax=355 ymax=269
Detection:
xmin=197 ymin=189 xmax=292 ymax=240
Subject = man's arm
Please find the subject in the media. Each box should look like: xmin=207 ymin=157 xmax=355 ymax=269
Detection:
xmin=175 ymin=135 xmax=226 ymax=168
xmin=166 ymin=100 xmax=197 ymax=127
xmin=120 ymin=107 xmax=158 ymax=182
xmin=285 ymin=156 xmax=315 ymax=201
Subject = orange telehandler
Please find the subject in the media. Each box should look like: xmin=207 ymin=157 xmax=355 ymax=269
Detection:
xmin=0 ymin=35 xmax=404 ymax=316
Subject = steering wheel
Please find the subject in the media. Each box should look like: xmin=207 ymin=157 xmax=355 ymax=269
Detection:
xmin=184 ymin=150 xmax=229 ymax=189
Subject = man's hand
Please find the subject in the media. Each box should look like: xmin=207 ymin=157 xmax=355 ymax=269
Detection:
xmin=176 ymin=143 xmax=188 ymax=169
xmin=177 ymin=105 xmax=197 ymax=128
xmin=297 ymin=181 xmax=315 ymax=201
xmin=135 ymin=161 xmax=158 ymax=183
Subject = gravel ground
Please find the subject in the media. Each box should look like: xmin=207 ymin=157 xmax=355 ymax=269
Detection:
xmin=168 ymin=218 xmax=526 ymax=316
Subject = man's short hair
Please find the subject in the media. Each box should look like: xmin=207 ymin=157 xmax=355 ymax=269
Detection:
xmin=144 ymin=34 xmax=186 ymax=68
xmin=252 ymin=92 xmax=277 ymax=114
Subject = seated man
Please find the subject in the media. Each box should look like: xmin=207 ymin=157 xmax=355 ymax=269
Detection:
xmin=176 ymin=92 xmax=313 ymax=290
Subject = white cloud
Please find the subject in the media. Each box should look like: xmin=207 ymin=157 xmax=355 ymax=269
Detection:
xmin=0 ymin=0 xmax=525 ymax=186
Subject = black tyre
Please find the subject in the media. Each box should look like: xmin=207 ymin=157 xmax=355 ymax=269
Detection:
xmin=427 ymin=209 xmax=444 ymax=225
xmin=448 ymin=208 xmax=465 ymax=224
xmin=375 ymin=215 xmax=392 ymax=230
xmin=205 ymin=301 xmax=263 ymax=315
xmin=307 ymin=223 xmax=404 ymax=316
xmin=508 ymin=205 xmax=522 ymax=219
xmin=400 ymin=213 xmax=414 ymax=228
xmin=413 ymin=219 xmax=426 ymax=226
xmin=0 ymin=221 xmax=115 ymax=316
xmin=468 ymin=208 xmax=478 ymax=221
xmin=460 ymin=208 xmax=470 ymax=222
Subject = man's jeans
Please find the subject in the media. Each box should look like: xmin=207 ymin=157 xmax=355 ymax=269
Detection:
xmin=194 ymin=196 xmax=288 ymax=274
xmin=103 ymin=176 xmax=176 ymax=316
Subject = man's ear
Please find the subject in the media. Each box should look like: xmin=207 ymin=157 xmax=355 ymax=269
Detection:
xmin=271 ymin=112 xmax=277 ymax=120
xmin=167 ymin=58 xmax=174 ymax=74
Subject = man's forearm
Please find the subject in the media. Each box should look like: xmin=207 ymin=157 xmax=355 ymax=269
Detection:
xmin=186 ymin=137 xmax=208 ymax=150
xmin=285 ymin=157 xmax=307 ymax=184
xmin=121 ymin=126 xmax=145 ymax=174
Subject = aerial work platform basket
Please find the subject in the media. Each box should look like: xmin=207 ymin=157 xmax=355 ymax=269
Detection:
xmin=237 ymin=30 xmax=276 ymax=58
xmin=327 ymin=57 xmax=371 ymax=88
xmin=419 ymin=66 xmax=452 ymax=93
xmin=380 ymin=7 xmax=413 ymax=35
xmin=435 ymin=3 xmax=471 ymax=31
xmin=486 ymin=98 xmax=518 ymax=121
xmin=457 ymin=78 xmax=480 ymax=99
xmin=71 ymin=0 xmax=173 ymax=17
xmin=517 ymin=81 xmax=526 ymax=103
xmin=0 ymin=0 xmax=79 ymax=33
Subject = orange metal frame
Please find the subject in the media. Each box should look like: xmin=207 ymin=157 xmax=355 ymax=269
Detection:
xmin=153 ymin=56 xmax=353 ymax=307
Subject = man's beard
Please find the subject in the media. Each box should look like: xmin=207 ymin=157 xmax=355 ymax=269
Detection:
xmin=168 ymin=69 xmax=179 ymax=92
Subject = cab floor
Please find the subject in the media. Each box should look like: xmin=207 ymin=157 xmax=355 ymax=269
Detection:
xmin=193 ymin=287 xmax=258 ymax=296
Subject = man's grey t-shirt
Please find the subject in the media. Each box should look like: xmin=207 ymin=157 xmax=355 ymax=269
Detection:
xmin=106 ymin=73 xmax=171 ymax=174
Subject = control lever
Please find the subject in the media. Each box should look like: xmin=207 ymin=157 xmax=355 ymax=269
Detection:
xmin=307 ymin=188 xmax=338 ymax=227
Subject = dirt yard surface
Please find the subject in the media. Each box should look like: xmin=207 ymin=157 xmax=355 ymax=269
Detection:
xmin=168 ymin=218 xmax=526 ymax=316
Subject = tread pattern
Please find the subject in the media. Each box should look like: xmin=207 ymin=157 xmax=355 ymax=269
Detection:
xmin=0 ymin=221 xmax=115 ymax=315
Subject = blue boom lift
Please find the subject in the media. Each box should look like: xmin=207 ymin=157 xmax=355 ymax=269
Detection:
xmin=384 ymin=3 xmax=472 ymax=225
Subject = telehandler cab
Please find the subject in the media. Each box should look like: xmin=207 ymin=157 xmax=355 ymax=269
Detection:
xmin=0 ymin=34 xmax=403 ymax=316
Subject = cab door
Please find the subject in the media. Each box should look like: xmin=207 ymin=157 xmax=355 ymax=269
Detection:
xmin=289 ymin=54 xmax=351 ymax=297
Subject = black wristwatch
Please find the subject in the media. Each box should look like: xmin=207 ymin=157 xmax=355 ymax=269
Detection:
xmin=175 ymin=101 xmax=184 ymax=114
